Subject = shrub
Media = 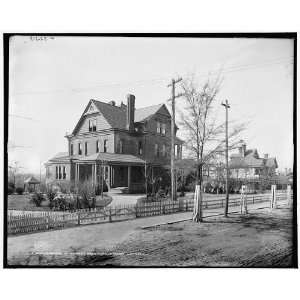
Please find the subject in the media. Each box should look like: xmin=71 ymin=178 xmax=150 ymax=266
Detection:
xmin=8 ymin=182 xmax=15 ymax=190
xmin=16 ymin=187 xmax=24 ymax=195
xmin=77 ymin=180 xmax=96 ymax=205
xmin=95 ymin=180 xmax=108 ymax=194
xmin=31 ymin=192 xmax=45 ymax=207
xmin=7 ymin=186 xmax=14 ymax=195
xmin=46 ymin=189 xmax=57 ymax=209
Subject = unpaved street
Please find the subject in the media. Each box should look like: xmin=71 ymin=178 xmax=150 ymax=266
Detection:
xmin=7 ymin=200 xmax=294 ymax=267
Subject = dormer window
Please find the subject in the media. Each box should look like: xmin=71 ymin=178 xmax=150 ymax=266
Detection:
xmin=89 ymin=119 xmax=97 ymax=132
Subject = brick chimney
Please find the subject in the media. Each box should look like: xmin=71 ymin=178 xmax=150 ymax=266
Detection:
xmin=238 ymin=141 xmax=246 ymax=157
xmin=264 ymin=154 xmax=269 ymax=159
xmin=126 ymin=94 xmax=135 ymax=132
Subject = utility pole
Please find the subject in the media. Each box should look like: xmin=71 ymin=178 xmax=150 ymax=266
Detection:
xmin=221 ymin=99 xmax=230 ymax=217
xmin=167 ymin=77 xmax=183 ymax=202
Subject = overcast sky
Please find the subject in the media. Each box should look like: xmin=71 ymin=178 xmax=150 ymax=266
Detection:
xmin=8 ymin=36 xmax=294 ymax=174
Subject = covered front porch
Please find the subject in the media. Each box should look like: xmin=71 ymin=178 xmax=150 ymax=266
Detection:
xmin=72 ymin=153 xmax=148 ymax=193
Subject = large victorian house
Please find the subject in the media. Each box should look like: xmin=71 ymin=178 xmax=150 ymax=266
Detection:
xmin=228 ymin=141 xmax=278 ymax=190
xmin=45 ymin=94 xmax=183 ymax=193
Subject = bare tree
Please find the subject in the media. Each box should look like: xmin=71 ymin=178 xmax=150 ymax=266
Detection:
xmin=179 ymin=76 xmax=246 ymax=222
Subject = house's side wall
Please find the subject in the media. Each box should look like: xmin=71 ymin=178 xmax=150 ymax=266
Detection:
xmin=230 ymin=167 xmax=258 ymax=179
xmin=141 ymin=107 xmax=182 ymax=164
xmin=69 ymin=132 xmax=115 ymax=156
xmin=45 ymin=163 xmax=71 ymax=184
xmin=114 ymin=131 xmax=143 ymax=156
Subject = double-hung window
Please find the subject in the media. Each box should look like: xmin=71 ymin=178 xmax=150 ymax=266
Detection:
xmin=96 ymin=140 xmax=100 ymax=153
xmin=85 ymin=142 xmax=88 ymax=156
xmin=88 ymin=119 xmax=97 ymax=132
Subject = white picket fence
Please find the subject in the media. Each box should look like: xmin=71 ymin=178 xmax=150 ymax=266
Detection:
xmin=7 ymin=190 xmax=293 ymax=235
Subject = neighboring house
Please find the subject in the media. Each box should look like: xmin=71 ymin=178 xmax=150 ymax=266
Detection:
xmin=45 ymin=94 xmax=183 ymax=193
xmin=228 ymin=141 xmax=278 ymax=183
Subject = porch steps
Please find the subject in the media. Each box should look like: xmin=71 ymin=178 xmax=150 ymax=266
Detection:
xmin=109 ymin=187 xmax=129 ymax=194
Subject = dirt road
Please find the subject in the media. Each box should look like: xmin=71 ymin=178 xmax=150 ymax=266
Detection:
xmin=6 ymin=199 xmax=293 ymax=266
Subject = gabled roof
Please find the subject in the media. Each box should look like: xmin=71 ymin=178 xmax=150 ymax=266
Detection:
xmin=135 ymin=103 xmax=165 ymax=123
xmin=93 ymin=100 xmax=127 ymax=129
xmin=47 ymin=152 xmax=70 ymax=163
xmin=24 ymin=176 xmax=40 ymax=184
xmin=229 ymin=148 xmax=278 ymax=169
xmin=72 ymin=99 xmax=171 ymax=134
xmin=229 ymin=156 xmax=264 ymax=169
xmin=265 ymin=157 xmax=278 ymax=168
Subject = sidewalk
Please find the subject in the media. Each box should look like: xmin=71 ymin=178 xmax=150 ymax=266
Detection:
xmin=7 ymin=199 xmax=286 ymax=261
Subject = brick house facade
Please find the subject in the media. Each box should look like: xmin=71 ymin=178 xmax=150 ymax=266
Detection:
xmin=45 ymin=94 xmax=183 ymax=193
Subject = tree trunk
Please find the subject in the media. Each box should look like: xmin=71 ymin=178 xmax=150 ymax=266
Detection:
xmin=193 ymin=163 xmax=203 ymax=222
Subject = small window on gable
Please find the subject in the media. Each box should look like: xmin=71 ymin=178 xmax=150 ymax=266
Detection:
xmin=56 ymin=166 xmax=58 ymax=179
xmin=78 ymin=143 xmax=82 ymax=155
xmin=70 ymin=144 xmax=73 ymax=156
xmin=89 ymin=119 xmax=97 ymax=132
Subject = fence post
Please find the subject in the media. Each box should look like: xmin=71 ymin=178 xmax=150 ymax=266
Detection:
xmin=271 ymin=185 xmax=277 ymax=209
xmin=46 ymin=215 xmax=50 ymax=230
xmin=240 ymin=185 xmax=248 ymax=214
xmin=77 ymin=213 xmax=80 ymax=226
xmin=287 ymin=185 xmax=292 ymax=208
xmin=109 ymin=208 xmax=112 ymax=222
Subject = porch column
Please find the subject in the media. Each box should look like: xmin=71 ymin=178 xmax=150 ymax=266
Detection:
xmin=107 ymin=165 xmax=111 ymax=190
xmin=94 ymin=163 xmax=97 ymax=186
xmin=75 ymin=164 xmax=79 ymax=182
xmin=92 ymin=164 xmax=94 ymax=185
xmin=109 ymin=166 xmax=113 ymax=187
xmin=128 ymin=165 xmax=132 ymax=193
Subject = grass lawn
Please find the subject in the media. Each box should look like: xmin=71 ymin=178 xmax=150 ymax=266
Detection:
xmin=8 ymin=194 xmax=112 ymax=211
xmin=8 ymin=194 xmax=51 ymax=211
